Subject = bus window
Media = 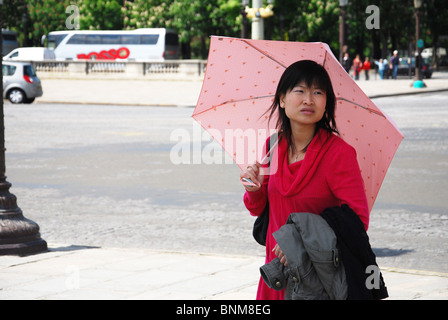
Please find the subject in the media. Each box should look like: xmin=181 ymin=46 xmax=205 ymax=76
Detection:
xmin=86 ymin=34 xmax=101 ymax=44
xmin=141 ymin=35 xmax=159 ymax=45
xmin=47 ymin=33 xmax=68 ymax=49
xmin=67 ymin=35 xmax=86 ymax=44
xmin=122 ymin=35 xmax=140 ymax=45
xmin=102 ymin=35 xmax=120 ymax=45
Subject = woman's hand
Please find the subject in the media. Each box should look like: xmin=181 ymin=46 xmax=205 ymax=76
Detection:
xmin=273 ymin=244 xmax=288 ymax=267
xmin=240 ymin=161 xmax=264 ymax=192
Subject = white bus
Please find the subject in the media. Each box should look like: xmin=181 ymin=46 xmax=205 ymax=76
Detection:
xmin=43 ymin=28 xmax=180 ymax=61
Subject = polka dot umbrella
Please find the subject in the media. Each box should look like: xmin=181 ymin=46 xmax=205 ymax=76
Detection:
xmin=192 ymin=36 xmax=403 ymax=212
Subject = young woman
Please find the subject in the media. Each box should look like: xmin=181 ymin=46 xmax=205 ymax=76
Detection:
xmin=240 ymin=60 xmax=370 ymax=300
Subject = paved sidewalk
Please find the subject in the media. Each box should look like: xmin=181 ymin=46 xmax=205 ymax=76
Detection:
xmin=1 ymin=244 xmax=447 ymax=300
xmin=35 ymin=71 xmax=448 ymax=107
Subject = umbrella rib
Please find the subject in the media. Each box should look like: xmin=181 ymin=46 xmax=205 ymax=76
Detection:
xmin=242 ymin=40 xmax=287 ymax=69
xmin=193 ymin=95 xmax=275 ymax=117
xmin=336 ymin=97 xmax=385 ymax=118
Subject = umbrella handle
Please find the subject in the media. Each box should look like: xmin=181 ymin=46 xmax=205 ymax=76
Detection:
xmin=260 ymin=133 xmax=280 ymax=165
xmin=241 ymin=177 xmax=261 ymax=188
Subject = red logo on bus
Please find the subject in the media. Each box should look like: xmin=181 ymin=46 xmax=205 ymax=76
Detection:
xmin=77 ymin=47 xmax=130 ymax=60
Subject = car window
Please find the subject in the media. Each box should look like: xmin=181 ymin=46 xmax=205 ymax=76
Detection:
xmin=10 ymin=51 xmax=19 ymax=58
xmin=24 ymin=65 xmax=36 ymax=77
xmin=2 ymin=65 xmax=17 ymax=76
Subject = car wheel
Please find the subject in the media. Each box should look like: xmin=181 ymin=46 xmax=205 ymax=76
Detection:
xmin=8 ymin=89 xmax=26 ymax=104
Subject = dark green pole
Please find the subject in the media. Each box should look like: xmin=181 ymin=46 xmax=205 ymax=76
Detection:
xmin=0 ymin=0 xmax=47 ymax=255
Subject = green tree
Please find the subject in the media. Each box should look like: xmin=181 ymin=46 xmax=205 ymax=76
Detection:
xmin=0 ymin=0 xmax=28 ymax=45
xmin=123 ymin=0 xmax=172 ymax=30
xmin=79 ymin=0 xmax=124 ymax=30
xmin=268 ymin=0 xmax=338 ymax=46
xmin=1 ymin=0 xmax=27 ymax=30
xmin=125 ymin=0 xmax=241 ymax=58
xmin=26 ymin=0 xmax=70 ymax=46
xmin=299 ymin=0 xmax=339 ymax=47
xmin=421 ymin=0 xmax=448 ymax=67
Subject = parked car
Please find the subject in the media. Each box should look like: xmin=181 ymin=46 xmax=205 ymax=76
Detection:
xmin=421 ymin=47 xmax=446 ymax=59
xmin=2 ymin=61 xmax=43 ymax=104
xmin=384 ymin=57 xmax=433 ymax=79
xmin=3 ymin=47 xmax=56 ymax=61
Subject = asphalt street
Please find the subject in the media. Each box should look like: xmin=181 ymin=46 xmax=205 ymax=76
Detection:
xmin=3 ymin=92 xmax=448 ymax=273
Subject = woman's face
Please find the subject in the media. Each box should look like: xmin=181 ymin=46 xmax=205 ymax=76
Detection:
xmin=280 ymin=81 xmax=327 ymax=127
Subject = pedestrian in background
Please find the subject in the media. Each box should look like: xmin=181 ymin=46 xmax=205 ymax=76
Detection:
xmin=342 ymin=52 xmax=351 ymax=74
xmin=374 ymin=59 xmax=387 ymax=79
xmin=363 ymin=57 xmax=371 ymax=80
xmin=390 ymin=50 xmax=399 ymax=79
xmin=352 ymin=54 xmax=363 ymax=80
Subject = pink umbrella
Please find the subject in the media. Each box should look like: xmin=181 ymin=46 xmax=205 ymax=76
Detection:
xmin=192 ymin=36 xmax=403 ymax=212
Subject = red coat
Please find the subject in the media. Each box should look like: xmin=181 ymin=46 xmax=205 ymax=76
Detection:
xmin=244 ymin=129 xmax=369 ymax=300
xmin=363 ymin=61 xmax=371 ymax=70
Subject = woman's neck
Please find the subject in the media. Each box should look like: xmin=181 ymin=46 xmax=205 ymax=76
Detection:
xmin=290 ymin=123 xmax=317 ymax=152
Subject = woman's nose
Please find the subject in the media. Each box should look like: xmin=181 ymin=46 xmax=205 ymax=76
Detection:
xmin=303 ymin=92 xmax=312 ymax=104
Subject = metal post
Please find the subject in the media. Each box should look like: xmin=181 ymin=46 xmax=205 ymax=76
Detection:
xmin=339 ymin=6 xmax=346 ymax=63
xmin=241 ymin=6 xmax=247 ymax=38
xmin=0 ymin=1 xmax=47 ymax=255
xmin=339 ymin=0 xmax=348 ymax=63
xmin=252 ymin=0 xmax=263 ymax=40
xmin=241 ymin=0 xmax=249 ymax=39
xmin=414 ymin=8 xmax=420 ymax=81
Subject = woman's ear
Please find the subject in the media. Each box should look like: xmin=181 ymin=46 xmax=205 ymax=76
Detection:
xmin=279 ymin=94 xmax=285 ymax=108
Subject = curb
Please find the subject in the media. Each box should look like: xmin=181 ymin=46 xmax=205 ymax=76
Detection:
xmin=381 ymin=267 xmax=448 ymax=278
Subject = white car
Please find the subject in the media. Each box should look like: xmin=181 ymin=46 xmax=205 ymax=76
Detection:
xmin=3 ymin=47 xmax=55 ymax=61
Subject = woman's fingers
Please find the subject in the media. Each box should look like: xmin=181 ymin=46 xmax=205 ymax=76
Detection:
xmin=273 ymin=244 xmax=288 ymax=267
xmin=240 ymin=162 xmax=263 ymax=190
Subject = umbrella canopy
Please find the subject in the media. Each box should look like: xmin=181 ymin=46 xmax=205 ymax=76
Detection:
xmin=192 ymin=36 xmax=403 ymax=211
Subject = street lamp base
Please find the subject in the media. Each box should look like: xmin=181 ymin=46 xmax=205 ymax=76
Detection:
xmin=0 ymin=180 xmax=47 ymax=256
xmin=412 ymin=80 xmax=426 ymax=88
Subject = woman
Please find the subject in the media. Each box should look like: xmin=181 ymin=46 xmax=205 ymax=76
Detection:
xmin=240 ymin=60 xmax=369 ymax=300
xmin=352 ymin=54 xmax=363 ymax=80
xmin=363 ymin=57 xmax=371 ymax=80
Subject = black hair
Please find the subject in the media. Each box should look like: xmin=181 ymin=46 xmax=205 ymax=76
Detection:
xmin=267 ymin=60 xmax=339 ymax=154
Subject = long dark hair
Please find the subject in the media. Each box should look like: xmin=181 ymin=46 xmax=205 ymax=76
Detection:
xmin=267 ymin=60 xmax=339 ymax=154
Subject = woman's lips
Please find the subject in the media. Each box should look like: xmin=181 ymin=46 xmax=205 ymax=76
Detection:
xmin=300 ymin=107 xmax=314 ymax=114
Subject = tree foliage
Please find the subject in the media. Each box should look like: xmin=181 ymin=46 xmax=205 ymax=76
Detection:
xmin=2 ymin=0 xmax=447 ymax=62
xmin=79 ymin=0 xmax=124 ymax=30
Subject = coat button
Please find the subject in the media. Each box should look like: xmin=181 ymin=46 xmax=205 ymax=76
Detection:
xmin=292 ymin=277 xmax=298 ymax=282
xmin=275 ymin=281 xmax=282 ymax=288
